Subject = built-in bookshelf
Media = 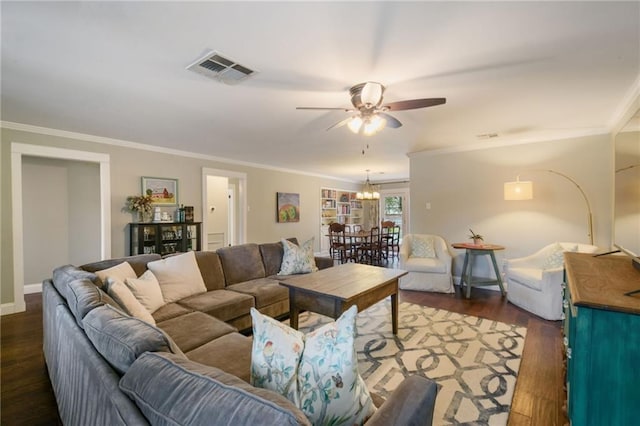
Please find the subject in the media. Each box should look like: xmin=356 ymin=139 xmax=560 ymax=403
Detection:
xmin=320 ymin=187 xmax=363 ymax=253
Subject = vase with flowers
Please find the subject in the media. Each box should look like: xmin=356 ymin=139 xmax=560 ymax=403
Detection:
xmin=126 ymin=194 xmax=154 ymax=222
xmin=468 ymin=229 xmax=484 ymax=246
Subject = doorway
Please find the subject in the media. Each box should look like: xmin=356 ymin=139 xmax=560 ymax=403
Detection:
xmin=201 ymin=168 xmax=247 ymax=250
xmin=7 ymin=143 xmax=110 ymax=315
xmin=379 ymin=189 xmax=409 ymax=239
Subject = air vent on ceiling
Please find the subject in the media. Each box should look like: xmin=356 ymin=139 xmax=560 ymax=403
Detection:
xmin=186 ymin=50 xmax=257 ymax=85
xmin=476 ymin=133 xmax=499 ymax=140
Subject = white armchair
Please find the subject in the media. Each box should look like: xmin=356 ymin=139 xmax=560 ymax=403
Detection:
xmin=504 ymin=242 xmax=599 ymax=320
xmin=399 ymin=234 xmax=454 ymax=293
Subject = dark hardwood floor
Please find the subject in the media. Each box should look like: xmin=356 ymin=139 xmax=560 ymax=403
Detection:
xmin=1 ymin=284 xmax=566 ymax=426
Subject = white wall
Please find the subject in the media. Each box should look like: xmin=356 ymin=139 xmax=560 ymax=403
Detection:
xmin=409 ymin=134 xmax=613 ymax=282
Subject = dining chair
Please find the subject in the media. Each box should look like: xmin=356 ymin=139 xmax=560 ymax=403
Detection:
xmin=381 ymin=221 xmax=399 ymax=261
xmin=328 ymin=222 xmax=351 ymax=263
xmin=358 ymin=226 xmax=381 ymax=265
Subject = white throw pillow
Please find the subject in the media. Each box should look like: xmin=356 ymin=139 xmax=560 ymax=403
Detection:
xmin=410 ymin=235 xmax=436 ymax=258
xmin=147 ymin=251 xmax=207 ymax=303
xmin=106 ymin=277 xmax=156 ymax=325
xmin=279 ymin=238 xmax=318 ymax=275
xmin=124 ymin=270 xmax=165 ymax=313
xmin=250 ymin=306 xmax=375 ymax=425
xmin=541 ymin=243 xmax=578 ymax=270
xmin=95 ymin=261 xmax=137 ymax=287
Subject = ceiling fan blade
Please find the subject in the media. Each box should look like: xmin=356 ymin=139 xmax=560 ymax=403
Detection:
xmin=384 ymin=98 xmax=446 ymax=111
xmin=296 ymin=106 xmax=351 ymax=111
xmin=378 ymin=112 xmax=402 ymax=128
xmin=326 ymin=116 xmax=354 ymax=131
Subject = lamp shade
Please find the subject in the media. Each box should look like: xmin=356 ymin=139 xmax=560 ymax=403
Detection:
xmin=504 ymin=179 xmax=533 ymax=200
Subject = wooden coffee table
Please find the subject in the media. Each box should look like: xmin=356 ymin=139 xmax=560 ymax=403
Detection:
xmin=279 ymin=263 xmax=407 ymax=334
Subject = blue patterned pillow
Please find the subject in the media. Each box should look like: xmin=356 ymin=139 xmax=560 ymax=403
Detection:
xmin=298 ymin=306 xmax=375 ymax=425
xmin=250 ymin=306 xmax=375 ymax=425
xmin=541 ymin=243 xmax=578 ymax=270
xmin=279 ymin=238 xmax=318 ymax=275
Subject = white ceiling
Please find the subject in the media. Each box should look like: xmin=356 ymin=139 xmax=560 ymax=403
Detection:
xmin=2 ymin=1 xmax=639 ymax=182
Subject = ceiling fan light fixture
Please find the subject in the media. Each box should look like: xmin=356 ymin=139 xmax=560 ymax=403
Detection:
xmin=348 ymin=116 xmax=363 ymax=134
xmin=361 ymin=82 xmax=383 ymax=107
xmin=363 ymin=114 xmax=387 ymax=136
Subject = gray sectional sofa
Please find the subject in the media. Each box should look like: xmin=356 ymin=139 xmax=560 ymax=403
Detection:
xmin=43 ymin=238 xmax=438 ymax=425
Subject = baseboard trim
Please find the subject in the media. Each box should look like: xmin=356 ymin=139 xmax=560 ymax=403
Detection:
xmin=1 ymin=302 xmax=25 ymax=316
xmin=24 ymin=283 xmax=43 ymax=294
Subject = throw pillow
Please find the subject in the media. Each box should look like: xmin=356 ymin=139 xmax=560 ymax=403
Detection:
xmin=95 ymin=261 xmax=137 ymax=288
xmin=147 ymin=251 xmax=207 ymax=303
xmin=106 ymin=277 xmax=156 ymax=325
xmin=124 ymin=270 xmax=165 ymax=313
xmin=250 ymin=308 xmax=305 ymax=405
xmin=250 ymin=306 xmax=376 ymax=426
xmin=279 ymin=238 xmax=319 ymax=275
xmin=541 ymin=243 xmax=577 ymax=270
xmin=298 ymin=306 xmax=376 ymax=425
xmin=410 ymin=235 xmax=436 ymax=258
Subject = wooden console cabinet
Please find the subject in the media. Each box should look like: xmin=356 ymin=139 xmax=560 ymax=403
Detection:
xmin=129 ymin=222 xmax=201 ymax=256
xmin=563 ymin=253 xmax=640 ymax=425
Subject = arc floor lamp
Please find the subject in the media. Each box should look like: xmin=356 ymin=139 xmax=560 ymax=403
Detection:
xmin=504 ymin=169 xmax=594 ymax=245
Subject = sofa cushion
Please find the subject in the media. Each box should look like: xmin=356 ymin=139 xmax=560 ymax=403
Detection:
xmin=185 ymin=332 xmax=254 ymax=382
xmin=194 ymin=251 xmax=227 ymax=291
xmin=82 ymin=304 xmax=184 ymax=375
xmin=227 ymin=278 xmax=289 ymax=309
xmin=217 ymin=243 xmax=266 ymax=285
xmin=66 ymin=278 xmax=119 ymax=327
xmin=124 ymin=270 xmax=165 ymax=313
xmin=81 ymin=254 xmax=161 ymax=279
xmin=106 ymin=278 xmax=156 ymax=325
xmin=120 ymin=352 xmax=311 ymax=426
xmin=279 ymin=238 xmax=318 ymax=275
xmin=147 ymin=251 xmax=207 ymax=303
xmin=541 ymin=243 xmax=578 ymax=270
xmin=52 ymin=264 xmax=99 ymax=296
xmin=151 ymin=302 xmax=194 ymax=323
xmin=95 ymin=261 xmax=137 ymax=288
xmin=157 ymin=311 xmax=237 ymax=352
xmin=402 ymin=257 xmax=447 ymax=274
xmin=250 ymin=306 xmax=375 ymax=425
xmin=178 ymin=289 xmax=255 ymax=322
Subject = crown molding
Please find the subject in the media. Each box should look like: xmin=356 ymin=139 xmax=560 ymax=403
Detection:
xmin=608 ymin=73 xmax=640 ymax=134
xmin=407 ymin=128 xmax=610 ymax=158
xmin=0 ymin=121 xmax=357 ymax=183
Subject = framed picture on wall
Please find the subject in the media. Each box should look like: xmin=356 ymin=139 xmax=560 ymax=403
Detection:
xmin=142 ymin=177 xmax=178 ymax=206
xmin=277 ymin=192 xmax=300 ymax=223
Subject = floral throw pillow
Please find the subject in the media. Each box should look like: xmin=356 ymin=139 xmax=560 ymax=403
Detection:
xmin=410 ymin=235 xmax=436 ymax=258
xmin=250 ymin=306 xmax=375 ymax=426
xmin=250 ymin=308 xmax=304 ymax=406
xmin=279 ymin=238 xmax=319 ymax=275
xmin=298 ymin=306 xmax=376 ymax=426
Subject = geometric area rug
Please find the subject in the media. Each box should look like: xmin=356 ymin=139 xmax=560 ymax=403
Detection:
xmin=294 ymin=298 xmax=527 ymax=426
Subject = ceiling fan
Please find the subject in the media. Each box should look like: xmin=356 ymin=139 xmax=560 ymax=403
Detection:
xmin=296 ymin=82 xmax=446 ymax=135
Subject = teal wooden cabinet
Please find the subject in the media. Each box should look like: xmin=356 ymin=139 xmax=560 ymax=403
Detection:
xmin=563 ymin=253 xmax=640 ymax=426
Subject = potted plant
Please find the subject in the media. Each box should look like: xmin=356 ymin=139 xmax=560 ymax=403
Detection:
xmin=125 ymin=194 xmax=154 ymax=222
xmin=468 ymin=229 xmax=484 ymax=245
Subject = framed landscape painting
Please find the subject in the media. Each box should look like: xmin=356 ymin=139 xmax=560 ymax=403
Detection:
xmin=277 ymin=192 xmax=300 ymax=223
xmin=142 ymin=177 xmax=178 ymax=206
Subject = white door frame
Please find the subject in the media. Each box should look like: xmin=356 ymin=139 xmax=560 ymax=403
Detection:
xmin=5 ymin=143 xmax=111 ymax=315
xmin=201 ymin=168 xmax=247 ymax=249
xmin=379 ymin=188 xmax=410 ymax=236
xmin=227 ymin=184 xmax=236 ymax=247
